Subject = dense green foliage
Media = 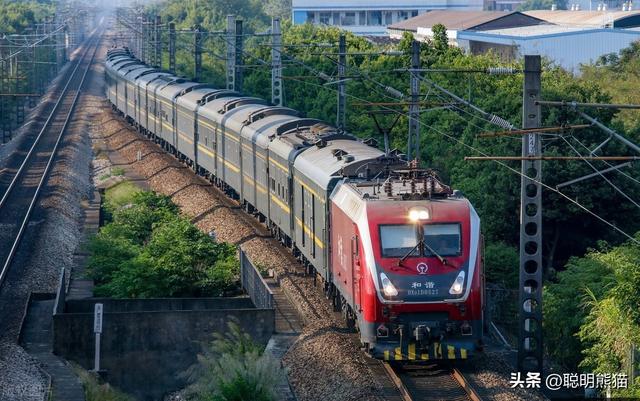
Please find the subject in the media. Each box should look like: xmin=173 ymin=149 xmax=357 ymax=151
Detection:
xmin=544 ymin=237 xmax=640 ymax=396
xmin=185 ymin=321 xmax=283 ymax=401
xmin=0 ymin=0 xmax=53 ymax=34
xmin=88 ymin=190 xmax=240 ymax=298
xmin=544 ymin=250 xmax=615 ymax=370
xmin=582 ymin=42 xmax=640 ymax=132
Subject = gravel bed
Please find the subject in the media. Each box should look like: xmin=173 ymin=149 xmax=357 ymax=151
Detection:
xmin=463 ymin=348 xmax=547 ymax=401
xmin=0 ymin=41 xmax=104 ymax=401
xmin=96 ymin=80 xmax=548 ymax=401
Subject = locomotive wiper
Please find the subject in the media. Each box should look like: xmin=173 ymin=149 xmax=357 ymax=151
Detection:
xmin=397 ymin=240 xmax=421 ymax=267
xmin=398 ymin=239 xmax=449 ymax=268
xmin=423 ymin=241 xmax=448 ymax=267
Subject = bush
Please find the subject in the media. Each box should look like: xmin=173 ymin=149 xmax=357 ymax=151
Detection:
xmin=575 ymin=237 xmax=640 ymax=397
xmin=543 ymin=254 xmax=614 ymax=371
xmin=184 ymin=321 xmax=283 ymax=401
xmin=88 ymin=191 xmax=240 ymax=298
xmin=73 ymin=364 xmax=134 ymax=401
xmin=484 ymin=241 xmax=518 ymax=289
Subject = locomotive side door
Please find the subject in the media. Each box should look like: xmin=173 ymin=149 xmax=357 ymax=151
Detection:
xmin=351 ymin=229 xmax=361 ymax=312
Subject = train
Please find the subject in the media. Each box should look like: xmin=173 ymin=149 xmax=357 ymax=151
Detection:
xmin=104 ymin=47 xmax=485 ymax=361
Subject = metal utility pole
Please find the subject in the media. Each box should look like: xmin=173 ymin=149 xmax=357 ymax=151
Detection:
xmin=193 ymin=24 xmax=202 ymax=82
xmin=15 ymin=52 xmax=24 ymax=125
xmin=168 ymin=22 xmax=176 ymax=74
xmin=141 ymin=17 xmax=147 ymax=63
xmin=408 ymin=40 xmax=420 ymax=161
xmin=271 ymin=17 xmax=283 ymax=106
xmin=518 ymin=55 xmax=543 ymax=374
xmin=336 ymin=33 xmax=346 ymax=131
xmin=235 ymin=19 xmax=244 ymax=94
xmin=154 ymin=15 xmax=161 ymax=68
xmin=1 ymin=57 xmax=9 ymax=143
xmin=226 ymin=15 xmax=236 ymax=90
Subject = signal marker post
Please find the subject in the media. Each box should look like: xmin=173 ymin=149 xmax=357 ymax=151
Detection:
xmin=518 ymin=55 xmax=543 ymax=374
xmin=93 ymin=303 xmax=103 ymax=372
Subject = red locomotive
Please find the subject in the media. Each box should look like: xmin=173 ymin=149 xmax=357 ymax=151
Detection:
xmin=328 ymin=170 xmax=484 ymax=361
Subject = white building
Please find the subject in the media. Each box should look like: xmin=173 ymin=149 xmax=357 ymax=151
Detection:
xmin=291 ymin=0 xmax=484 ymax=36
xmin=458 ymin=25 xmax=640 ymax=72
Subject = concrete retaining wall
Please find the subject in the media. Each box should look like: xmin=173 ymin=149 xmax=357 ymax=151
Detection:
xmin=53 ymin=297 xmax=274 ymax=401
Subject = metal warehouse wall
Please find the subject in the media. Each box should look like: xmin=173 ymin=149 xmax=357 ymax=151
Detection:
xmin=459 ymin=29 xmax=640 ymax=73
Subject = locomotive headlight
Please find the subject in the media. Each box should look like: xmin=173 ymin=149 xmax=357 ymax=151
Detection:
xmin=449 ymin=270 xmax=466 ymax=295
xmin=408 ymin=207 xmax=429 ymax=222
xmin=380 ymin=272 xmax=398 ymax=297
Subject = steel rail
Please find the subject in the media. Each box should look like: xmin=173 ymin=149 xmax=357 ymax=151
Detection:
xmin=0 ymin=37 xmax=94 ymax=210
xmin=0 ymin=29 xmax=102 ymax=288
xmin=383 ymin=362 xmax=483 ymax=401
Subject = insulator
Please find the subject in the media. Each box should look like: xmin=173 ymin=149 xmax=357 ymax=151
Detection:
xmin=384 ymin=179 xmax=393 ymax=196
xmin=490 ymin=114 xmax=515 ymax=130
xmin=385 ymin=86 xmax=404 ymax=99
xmin=487 ymin=67 xmax=515 ymax=75
xmin=410 ymin=179 xmax=416 ymax=194
xmin=317 ymin=72 xmax=331 ymax=81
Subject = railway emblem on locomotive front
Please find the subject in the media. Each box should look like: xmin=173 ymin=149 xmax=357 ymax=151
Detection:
xmin=416 ymin=263 xmax=429 ymax=275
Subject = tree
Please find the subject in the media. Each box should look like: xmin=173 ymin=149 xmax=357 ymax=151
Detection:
xmin=431 ymin=23 xmax=448 ymax=52
xmin=263 ymin=0 xmax=290 ymax=21
xmin=89 ymin=191 xmax=240 ymax=298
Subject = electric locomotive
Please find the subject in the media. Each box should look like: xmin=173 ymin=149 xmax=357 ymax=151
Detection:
xmin=104 ymin=47 xmax=484 ymax=362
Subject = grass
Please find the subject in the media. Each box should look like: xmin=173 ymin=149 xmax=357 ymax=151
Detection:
xmin=104 ymin=181 xmax=142 ymax=209
xmin=111 ymin=167 xmax=125 ymax=176
xmin=72 ymin=364 xmax=134 ymax=401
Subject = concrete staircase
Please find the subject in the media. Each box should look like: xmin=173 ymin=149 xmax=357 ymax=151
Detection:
xmin=21 ymin=299 xmax=85 ymax=401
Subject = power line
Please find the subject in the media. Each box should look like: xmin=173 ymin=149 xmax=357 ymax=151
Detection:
xmin=280 ymin=73 xmax=640 ymax=245
xmin=560 ymin=135 xmax=640 ymax=209
xmin=114 ymin=10 xmax=640 ymax=245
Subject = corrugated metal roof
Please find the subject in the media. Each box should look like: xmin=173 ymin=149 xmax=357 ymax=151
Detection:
xmin=388 ymin=10 xmax=532 ymax=32
xmin=477 ymin=24 xmax=586 ymax=36
xmin=524 ymin=10 xmax=640 ymax=27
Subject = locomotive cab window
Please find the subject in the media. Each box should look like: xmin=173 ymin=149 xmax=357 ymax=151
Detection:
xmin=423 ymin=223 xmax=461 ymax=257
xmin=380 ymin=225 xmax=418 ymax=257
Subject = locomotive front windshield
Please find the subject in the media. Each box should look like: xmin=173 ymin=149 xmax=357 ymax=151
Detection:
xmin=423 ymin=224 xmax=461 ymax=256
xmin=380 ymin=225 xmax=419 ymax=257
xmin=380 ymin=224 xmax=461 ymax=258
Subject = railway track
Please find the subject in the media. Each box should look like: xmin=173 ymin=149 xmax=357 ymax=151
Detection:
xmin=0 ymin=29 xmax=102 ymax=288
xmin=384 ymin=363 xmax=483 ymax=401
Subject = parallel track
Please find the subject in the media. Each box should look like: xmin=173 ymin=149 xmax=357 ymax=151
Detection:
xmin=384 ymin=363 xmax=483 ymax=401
xmin=0 ymin=30 xmax=102 ymax=288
